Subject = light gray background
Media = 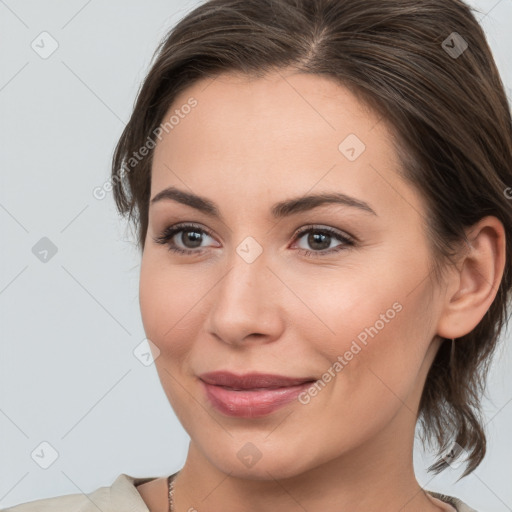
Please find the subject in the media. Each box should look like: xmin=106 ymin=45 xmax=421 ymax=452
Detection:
xmin=0 ymin=0 xmax=511 ymax=509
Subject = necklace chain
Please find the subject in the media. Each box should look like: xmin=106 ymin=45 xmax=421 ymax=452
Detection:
xmin=168 ymin=473 xmax=177 ymax=512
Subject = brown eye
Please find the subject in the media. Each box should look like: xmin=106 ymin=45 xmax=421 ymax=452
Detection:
xmin=293 ymin=226 xmax=355 ymax=258
xmin=153 ymin=223 xmax=217 ymax=255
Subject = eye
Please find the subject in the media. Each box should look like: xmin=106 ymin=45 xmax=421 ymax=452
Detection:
xmin=291 ymin=225 xmax=355 ymax=258
xmin=152 ymin=223 xmax=218 ymax=255
xmin=153 ymin=223 xmax=356 ymax=258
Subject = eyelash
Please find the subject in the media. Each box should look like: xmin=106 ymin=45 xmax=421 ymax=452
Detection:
xmin=152 ymin=223 xmax=356 ymax=258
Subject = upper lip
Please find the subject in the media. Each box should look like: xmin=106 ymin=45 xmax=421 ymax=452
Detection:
xmin=199 ymin=371 xmax=316 ymax=389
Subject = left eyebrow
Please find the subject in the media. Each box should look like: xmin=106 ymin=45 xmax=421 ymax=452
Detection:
xmin=150 ymin=186 xmax=377 ymax=220
xmin=271 ymin=192 xmax=377 ymax=217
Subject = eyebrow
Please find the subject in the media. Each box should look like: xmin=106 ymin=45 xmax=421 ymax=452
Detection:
xmin=150 ymin=186 xmax=377 ymax=219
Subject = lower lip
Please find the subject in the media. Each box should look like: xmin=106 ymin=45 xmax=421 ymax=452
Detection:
xmin=200 ymin=380 xmax=314 ymax=418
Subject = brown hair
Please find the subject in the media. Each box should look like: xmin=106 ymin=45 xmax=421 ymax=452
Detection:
xmin=111 ymin=0 xmax=512 ymax=478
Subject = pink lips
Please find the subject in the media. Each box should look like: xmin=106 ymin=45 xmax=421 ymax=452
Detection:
xmin=199 ymin=371 xmax=316 ymax=418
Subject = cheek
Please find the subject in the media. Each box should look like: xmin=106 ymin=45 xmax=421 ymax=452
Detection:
xmin=277 ymin=261 xmax=405 ymax=356
xmin=332 ymin=290 xmax=431 ymax=420
xmin=139 ymin=255 xmax=168 ymax=342
xmin=288 ymin=255 xmax=433 ymax=395
xmin=139 ymin=252 xmax=211 ymax=356
xmin=139 ymin=253 xmax=181 ymax=347
xmin=138 ymin=254 xmax=204 ymax=420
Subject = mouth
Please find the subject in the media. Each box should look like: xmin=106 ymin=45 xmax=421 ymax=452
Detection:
xmin=198 ymin=371 xmax=317 ymax=389
xmin=198 ymin=371 xmax=317 ymax=418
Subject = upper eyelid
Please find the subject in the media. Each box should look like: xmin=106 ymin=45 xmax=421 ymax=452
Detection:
xmin=165 ymin=222 xmax=354 ymax=245
xmin=294 ymin=225 xmax=354 ymax=239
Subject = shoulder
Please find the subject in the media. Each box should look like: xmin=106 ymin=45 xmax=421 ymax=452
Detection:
xmin=427 ymin=490 xmax=480 ymax=512
xmin=1 ymin=491 xmax=100 ymax=512
xmin=0 ymin=473 xmax=161 ymax=512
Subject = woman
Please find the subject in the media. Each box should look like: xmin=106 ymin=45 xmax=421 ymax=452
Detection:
xmin=4 ymin=0 xmax=511 ymax=510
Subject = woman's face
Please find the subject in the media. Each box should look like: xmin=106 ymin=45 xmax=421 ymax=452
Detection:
xmin=139 ymin=69 xmax=445 ymax=479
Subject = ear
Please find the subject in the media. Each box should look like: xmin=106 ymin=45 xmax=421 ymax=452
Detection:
xmin=436 ymin=216 xmax=506 ymax=339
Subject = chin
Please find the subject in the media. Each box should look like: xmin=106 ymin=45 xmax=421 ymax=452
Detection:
xmin=219 ymin=459 xmax=306 ymax=481
xmin=201 ymin=438 xmax=317 ymax=481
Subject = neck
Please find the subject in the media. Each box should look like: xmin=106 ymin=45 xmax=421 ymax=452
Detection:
xmin=172 ymin=420 xmax=442 ymax=512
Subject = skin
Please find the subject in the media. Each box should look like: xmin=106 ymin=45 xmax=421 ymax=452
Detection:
xmin=135 ymin=68 xmax=506 ymax=512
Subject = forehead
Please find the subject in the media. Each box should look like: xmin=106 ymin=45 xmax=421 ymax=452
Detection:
xmin=157 ymin=69 xmax=385 ymax=154
xmin=150 ymin=69 xmax=422 ymax=221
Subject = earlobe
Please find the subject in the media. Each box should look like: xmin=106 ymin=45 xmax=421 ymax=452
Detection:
xmin=436 ymin=216 xmax=506 ymax=340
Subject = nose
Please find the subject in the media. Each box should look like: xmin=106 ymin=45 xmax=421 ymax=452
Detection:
xmin=204 ymin=249 xmax=285 ymax=347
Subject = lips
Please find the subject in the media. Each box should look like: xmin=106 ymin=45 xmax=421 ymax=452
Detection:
xmin=198 ymin=371 xmax=316 ymax=389
xmin=198 ymin=371 xmax=317 ymax=418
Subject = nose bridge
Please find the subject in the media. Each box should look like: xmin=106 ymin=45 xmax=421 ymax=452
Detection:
xmin=221 ymin=231 xmax=272 ymax=300
xmin=205 ymin=239 xmax=283 ymax=344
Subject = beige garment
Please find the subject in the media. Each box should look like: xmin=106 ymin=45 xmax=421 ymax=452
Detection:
xmin=1 ymin=472 xmax=479 ymax=511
